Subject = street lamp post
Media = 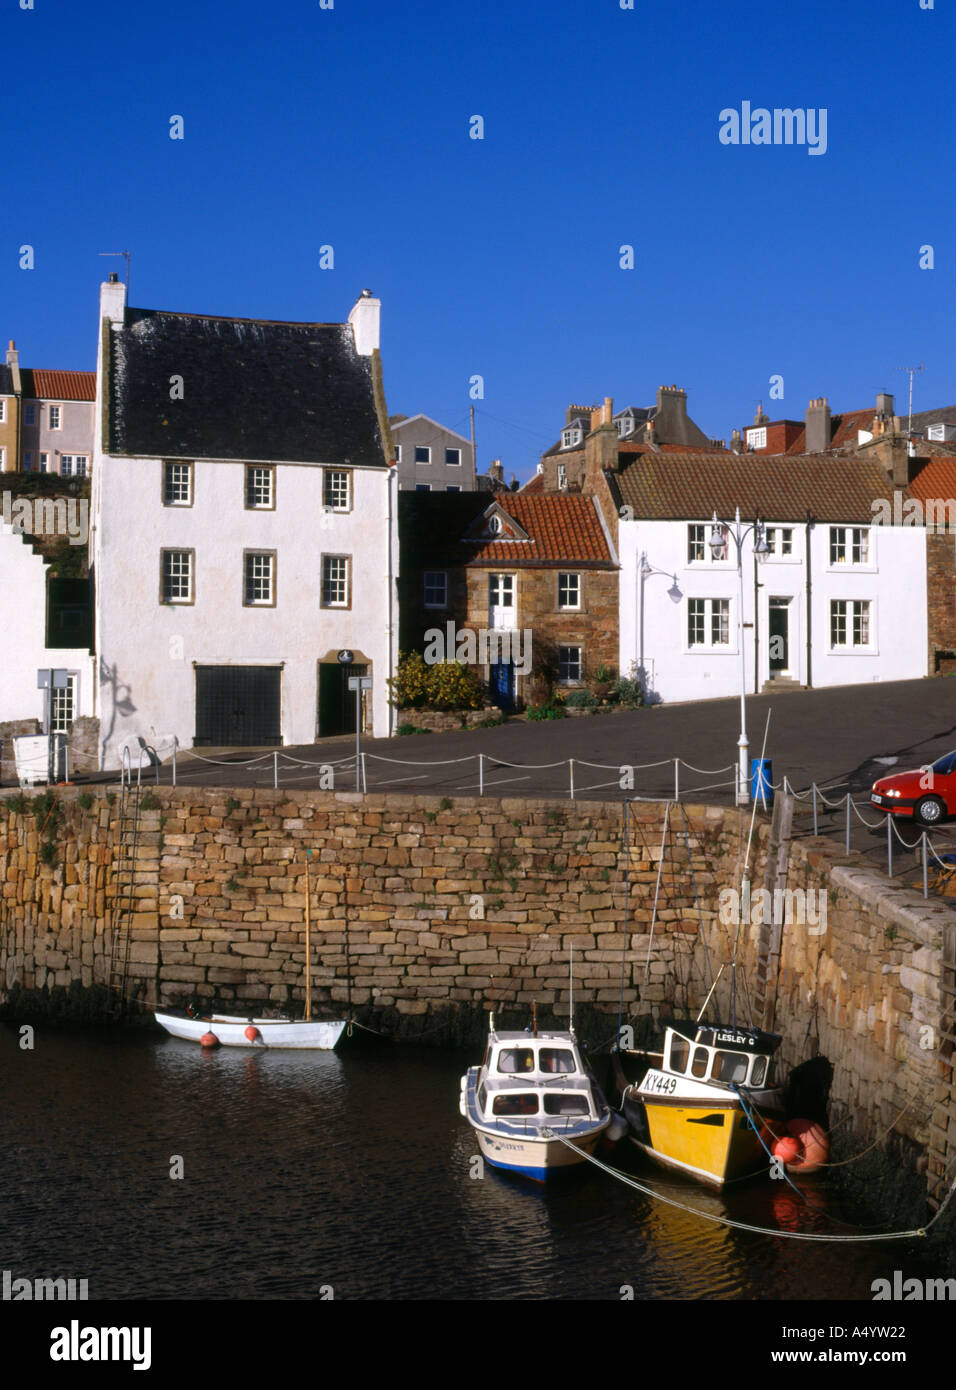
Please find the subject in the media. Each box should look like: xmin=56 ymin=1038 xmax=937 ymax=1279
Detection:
xmin=638 ymin=552 xmax=682 ymax=704
xmin=708 ymin=508 xmax=768 ymax=805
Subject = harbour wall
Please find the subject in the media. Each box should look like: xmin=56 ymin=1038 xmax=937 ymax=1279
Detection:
xmin=0 ymin=786 xmax=952 ymax=1203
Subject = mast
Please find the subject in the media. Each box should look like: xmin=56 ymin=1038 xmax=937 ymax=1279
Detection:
xmin=304 ymin=851 xmax=312 ymax=1021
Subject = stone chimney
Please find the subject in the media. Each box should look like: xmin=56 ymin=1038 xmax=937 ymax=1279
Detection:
xmin=6 ymin=338 xmax=20 ymax=394
xmin=100 ymin=273 xmax=127 ymax=327
xmin=604 ymin=395 xmax=613 ymax=424
xmin=805 ymin=396 xmax=831 ymax=454
xmin=730 ymin=427 xmax=743 ymax=452
xmin=753 ymin=401 xmax=769 ymax=426
xmin=488 ymin=459 xmax=504 ymax=484
xmin=348 ymin=288 xmax=380 ymax=356
xmin=871 ymin=390 xmax=899 ymax=437
xmin=5 ymin=339 xmax=17 ymax=366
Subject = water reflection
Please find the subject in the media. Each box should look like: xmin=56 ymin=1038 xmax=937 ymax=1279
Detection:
xmin=0 ymin=1026 xmax=938 ymax=1301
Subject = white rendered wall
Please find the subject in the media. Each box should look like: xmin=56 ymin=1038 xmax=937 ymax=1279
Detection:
xmin=93 ymin=455 xmax=397 ymax=768
xmin=0 ymin=524 xmax=94 ymax=726
xmin=620 ymin=518 xmax=926 ymax=704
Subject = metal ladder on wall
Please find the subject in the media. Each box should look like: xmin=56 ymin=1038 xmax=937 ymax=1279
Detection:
xmin=105 ymin=746 xmax=146 ymax=1017
xmin=752 ymin=790 xmax=794 ymax=1033
xmin=927 ymin=923 xmax=956 ymax=1210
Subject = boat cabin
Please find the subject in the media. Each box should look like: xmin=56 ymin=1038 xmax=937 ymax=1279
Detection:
xmin=477 ymin=1031 xmax=598 ymax=1122
xmin=662 ymin=1024 xmax=781 ymax=1090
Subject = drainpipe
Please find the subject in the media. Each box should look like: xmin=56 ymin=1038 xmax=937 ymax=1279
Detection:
xmin=805 ymin=509 xmax=813 ymax=688
xmin=753 ymin=546 xmax=760 ymax=693
xmin=386 ymin=460 xmax=395 ymax=735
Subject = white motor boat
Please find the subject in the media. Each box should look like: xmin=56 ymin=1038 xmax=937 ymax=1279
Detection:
xmin=460 ymin=1016 xmax=620 ymax=1181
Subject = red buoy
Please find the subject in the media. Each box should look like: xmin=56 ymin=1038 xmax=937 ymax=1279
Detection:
xmin=785 ymin=1118 xmax=829 ymax=1172
xmin=200 ymin=1031 xmax=219 ymax=1048
xmin=771 ymin=1134 xmax=802 ymax=1164
xmin=244 ymin=1025 xmax=260 ymax=1042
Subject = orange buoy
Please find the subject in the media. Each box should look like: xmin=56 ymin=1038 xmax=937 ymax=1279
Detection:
xmin=771 ymin=1134 xmax=802 ymax=1164
xmin=785 ymin=1118 xmax=829 ymax=1172
xmin=200 ymin=1031 xmax=219 ymax=1048
xmin=244 ymin=1025 xmax=260 ymax=1043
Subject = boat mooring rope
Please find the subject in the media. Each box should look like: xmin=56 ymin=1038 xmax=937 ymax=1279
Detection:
xmin=551 ymin=1134 xmax=956 ymax=1242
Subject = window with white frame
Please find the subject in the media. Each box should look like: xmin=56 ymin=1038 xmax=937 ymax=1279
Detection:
xmin=244 ymin=551 xmax=275 ymax=605
xmin=161 ymin=549 xmax=194 ymax=604
xmin=558 ymin=573 xmax=581 ymax=609
xmin=616 ymin=417 xmax=634 ymax=438
xmin=558 ymin=645 xmax=583 ymax=683
xmin=424 ymin=571 xmax=447 ymax=608
xmin=830 ymin=599 xmax=871 ymax=648
xmin=321 ymin=555 xmax=350 ymax=607
xmin=50 ymin=675 xmax=77 ymax=733
xmin=245 ymin=465 xmax=274 ymax=509
xmin=25 ymin=404 xmax=35 ymax=426
xmin=829 ymin=526 xmax=869 ymax=565
xmin=49 ymin=406 xmax=61 ymax=429
xmin=163 ymin=461 xmax=192 ymax=506
xmin=0 ymin=447 xmax=4 ymax=470
xmin=746 ymin=426 xmax=767 ymax=450
xmin=0 ymin=400 xmax=4 ymax=422
xmin=445 ymin=448 xmax=461 ymax=466
xmin=39 ymin=452 xmax=49 ymax=472
xmin=562 ymin=428 xmax=582 ymax=449
xmin=61 ymin=455 xmax=88 ymax=477
xmin=765 ymin=526 xmax=794 ymax=557
xmin=688 ymin=598 xmax=730 ymax=647
xmin=415 ymin=446 xmax=431 ymax=464
xmin=394 ymin=444 xmax=401 ymax=462
xmin=687 ymin=523 xmax=707 ymax=562
xmin=323 ymin=469 xmax=350 ymax=510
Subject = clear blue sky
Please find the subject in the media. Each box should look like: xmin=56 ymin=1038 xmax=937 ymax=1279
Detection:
xmin=2 ymin=0 xmax=952 ymax=481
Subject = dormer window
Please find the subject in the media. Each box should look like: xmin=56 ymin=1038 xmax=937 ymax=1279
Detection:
xmin=616 ymin=417 xmax=633 ymax=438
xmin=746 ymin=426 xmax=767 ymax=450
xmin=488 ymin=514 xmax=502 ymax=535
xmin=562 ymin=428 xmax=582 ymax=449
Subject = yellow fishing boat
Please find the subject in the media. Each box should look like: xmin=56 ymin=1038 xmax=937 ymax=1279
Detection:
xmin=619 ymin=1022 xmax=787 ymax=1188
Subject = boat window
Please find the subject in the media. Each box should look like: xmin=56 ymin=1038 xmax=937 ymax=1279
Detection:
xmin=750 ymin=1056 xmax=767 ymax=1087
xmin=711 ymin=1050 xmax=750 ymax=1083
xmin=492 ymin=1093 xmax=539 ymax=1116
xmin=539 ymin=1048 xmax=575 ymax=1073
xmin=543 ymin=1093 xmax=590 ymax=1116
xmin=497 ymin=1048 xmax=536 ymax=1074
xmin=477 ymin=1084 xmax=487 ymax=1110
xmin=669 ymin=1037 xmax=690 ymax=1073
xmin=691 ymin=1046 xmax=710 ymax=1078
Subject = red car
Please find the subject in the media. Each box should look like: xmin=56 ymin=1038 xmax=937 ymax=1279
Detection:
xmin=871 ymin=751 xmax=956 ymax=825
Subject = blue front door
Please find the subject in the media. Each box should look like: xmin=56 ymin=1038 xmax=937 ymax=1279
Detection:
xmin=490 ymin=661 xmax=515 ymax=709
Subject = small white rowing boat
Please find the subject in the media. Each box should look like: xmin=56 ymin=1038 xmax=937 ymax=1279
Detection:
xmin=155 ymin=1008 xmax=347 ymax=1050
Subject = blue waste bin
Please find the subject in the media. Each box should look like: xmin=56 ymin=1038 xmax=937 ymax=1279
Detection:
xmin=751 ymin=758 xmax=773 ymax=806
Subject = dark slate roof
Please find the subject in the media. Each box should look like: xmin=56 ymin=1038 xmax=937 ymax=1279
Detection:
xmin=0 ymin=365 xmax=13 ymax=394
xmin=108 ymin=307 xmax=387 ymax=466
xmin=907 ymin=404 xmax=956 ymax=434
xmin=608 ymin=453 xmax=899 ymax=523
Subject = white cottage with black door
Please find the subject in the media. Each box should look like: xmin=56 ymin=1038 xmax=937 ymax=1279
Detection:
xmin=90 ymin=278 xmax=397 ymax=769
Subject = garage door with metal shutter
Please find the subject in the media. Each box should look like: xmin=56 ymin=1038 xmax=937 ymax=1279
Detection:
xmin=194 ymin=666 xmax=282 ymax=746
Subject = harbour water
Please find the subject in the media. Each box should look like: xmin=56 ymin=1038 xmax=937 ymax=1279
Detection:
xmin=0 ymin=1024 xmax=944 ymax=1303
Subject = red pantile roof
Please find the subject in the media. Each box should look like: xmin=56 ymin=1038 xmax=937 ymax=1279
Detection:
xmin=21 ymin=370 xmax=96 ymax=402
xmin=907 ymin=457 xmax=956 ymax=504
xmin=610 ymin=452 xmax=899 ymax=523
xmin=400 ymin=491 xmax=615 ymax=568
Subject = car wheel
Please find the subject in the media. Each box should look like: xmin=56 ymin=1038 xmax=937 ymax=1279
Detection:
xmin=915 ymin=796 xmax=945 ymax=826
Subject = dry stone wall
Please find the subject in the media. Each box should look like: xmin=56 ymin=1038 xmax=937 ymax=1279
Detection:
xmin=0 ymin=786 xmax=951 ymax=1188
